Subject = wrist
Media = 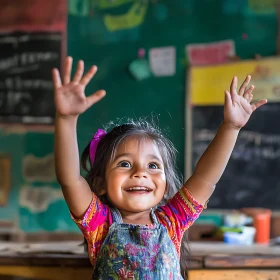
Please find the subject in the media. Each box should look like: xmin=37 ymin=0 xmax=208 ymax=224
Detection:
xmin=56 ymin=112 xmax=79 ymax=120
xmin=221 ymin=121 xmax=241 ymax=131
xmin=55 ymin=112 xmax=79 ymax=123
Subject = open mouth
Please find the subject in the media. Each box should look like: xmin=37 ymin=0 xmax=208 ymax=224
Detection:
xmin=125 ymin=186 xmax=152 ymax=193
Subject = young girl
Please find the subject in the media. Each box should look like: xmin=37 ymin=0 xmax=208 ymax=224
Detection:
xmin=52 ymin=57 xmax=267 ymax=279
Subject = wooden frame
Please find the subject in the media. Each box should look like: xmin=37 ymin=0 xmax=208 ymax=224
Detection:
xmin=0 ymin=156 xmax=11 ymax=206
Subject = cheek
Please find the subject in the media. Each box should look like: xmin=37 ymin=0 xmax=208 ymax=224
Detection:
xmin=154 ymin=173 xmax=167 ymax=189
xmin=157 ymin=171 xmax=166 ymax=181
xmin=106 ymin=173 xmax=124 ymax=193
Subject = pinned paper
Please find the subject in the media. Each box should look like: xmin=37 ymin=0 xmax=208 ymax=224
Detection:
xmin=129 ymin=59 xmax=151 ymax=81
xmin=186 ymin=40 xmax=235 ymax=66
xmin=149 ymin=46 xmax=176 ymax=77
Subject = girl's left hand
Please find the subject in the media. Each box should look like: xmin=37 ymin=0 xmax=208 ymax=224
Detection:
xmin=224 ymin=75 xmax=267 ymax=129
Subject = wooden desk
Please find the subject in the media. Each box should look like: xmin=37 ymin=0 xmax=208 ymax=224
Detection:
xmin=187 ymin=242 xmax=280 ymax=280
xmin=0 ymin=242 xmax=279 ymax=280
xmin=0 ymin=242 xmax=92 ymax=280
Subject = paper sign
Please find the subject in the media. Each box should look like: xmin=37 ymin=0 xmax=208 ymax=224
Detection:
xmin=186 ymin=40 xmax=235 ymax=66
xmin=149 ymin=46 xmax=176 ymax=77
xmin=189 ymin=57 xmax=280 ymax=105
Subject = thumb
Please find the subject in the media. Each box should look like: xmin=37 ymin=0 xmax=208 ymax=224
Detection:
xmin=87 ymin=90 xmax=106 ymax=108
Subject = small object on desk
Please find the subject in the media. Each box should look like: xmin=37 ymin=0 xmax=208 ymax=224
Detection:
xmin=223 ymin=226 xmax=256 ymax=245
xmin=224 ymin=213 xmax=252 ymax=227
xmin=241 ymin=208 xmax=272 ymax=244
xmin=219 ymin=226 xmax=243 ymax=233
xmin=270 ymin=236 xmax=280 ymax=246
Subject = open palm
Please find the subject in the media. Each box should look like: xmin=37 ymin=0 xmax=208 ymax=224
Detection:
xmin=52 ymin=57 xmax=106 ymax=117
xmin=224 ymin=75 xmax=267 ymax=129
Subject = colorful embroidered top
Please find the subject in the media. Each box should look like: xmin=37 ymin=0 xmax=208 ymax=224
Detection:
xmin=72 ymin=186 xmax=204 ymax=268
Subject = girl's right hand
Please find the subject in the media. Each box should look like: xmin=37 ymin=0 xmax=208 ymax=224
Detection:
xmin=52 ymin=56 xmax=106 ymax=118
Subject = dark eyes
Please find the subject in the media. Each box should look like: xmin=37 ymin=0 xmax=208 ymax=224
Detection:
xmin=117 ymin=161 xmax=131 ymax=168
xmin=117 ymin=161 xmax=160 ymax=169
xmin=148 ymin=163 xmax=159 ymax=169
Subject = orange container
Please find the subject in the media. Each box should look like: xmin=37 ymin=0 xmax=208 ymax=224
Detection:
xmin=240 ymin=208 xmax=271 ymax=244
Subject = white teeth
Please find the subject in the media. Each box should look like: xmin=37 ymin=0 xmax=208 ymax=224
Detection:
xmin=127 ymin=186 xmax=150 ymax=191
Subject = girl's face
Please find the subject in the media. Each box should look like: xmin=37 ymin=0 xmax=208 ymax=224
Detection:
xmin=105 ymin=136 xmax=166 ymax=215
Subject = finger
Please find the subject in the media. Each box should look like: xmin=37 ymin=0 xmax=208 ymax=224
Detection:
xmin=230 ymin=76 xmax=238 ymax=95
xmin=243 ymin=85 xmax=254 ymax=101
xmin=239 ymin=75 xmax=251 ymax=96
xmin=80 ymin=65 xmax=98 ymax=86
xmin=72 ymin=60 xmax=84 ymax=83
xmin=87 ymin=90 xmax=106 ymax=107
xmin=224 ymin=91 xmax=232 ymax=107
xmin=52 ymin=68 xmax=62 ymax=89
xmin=251 ymin=99 xmax=267 ymax=111
xmin=248 ymin=93 xmax=253 ymax=103
xmin=63 ymin=56 xmax=73 ymax=85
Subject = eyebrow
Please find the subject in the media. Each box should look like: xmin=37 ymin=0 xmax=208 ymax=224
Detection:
xmin=114 ymin=153 xmax=163 ymax=163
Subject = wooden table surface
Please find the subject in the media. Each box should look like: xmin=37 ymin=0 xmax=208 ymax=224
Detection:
xmin=0 ymin=241 xmax=279 ymax=279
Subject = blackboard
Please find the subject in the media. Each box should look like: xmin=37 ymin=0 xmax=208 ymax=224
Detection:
xmin=191 ymin=103 xmax=280 ymax=210
xmin=0 ymin=31 xmax=62 ymax=124
xmin=68 ymin=0 xmax=278 ymax=177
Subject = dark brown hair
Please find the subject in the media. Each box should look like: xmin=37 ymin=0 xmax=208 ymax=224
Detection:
xmin=81 ymin=120 xmax=182 ymax=204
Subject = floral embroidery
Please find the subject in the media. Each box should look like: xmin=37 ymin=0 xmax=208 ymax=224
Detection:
xmin=117 ymin=267 xmax=134 ymax=279
xmin=93 ymin=211 xmax=184 ymax=279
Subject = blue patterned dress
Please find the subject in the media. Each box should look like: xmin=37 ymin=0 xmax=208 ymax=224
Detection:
xmin=92 ymin=208 xmax=184 ymax=279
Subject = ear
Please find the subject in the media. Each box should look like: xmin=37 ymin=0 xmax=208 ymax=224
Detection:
xmin=93 ymin=177 xmax=107 ymax=196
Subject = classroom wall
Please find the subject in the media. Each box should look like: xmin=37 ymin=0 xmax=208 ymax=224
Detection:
xmin=0 ymin=0 xmax=278 ymax=232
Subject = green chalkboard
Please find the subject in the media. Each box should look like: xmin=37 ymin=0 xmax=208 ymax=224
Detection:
xmin=68 ymin=0 xmax=277 ymax=174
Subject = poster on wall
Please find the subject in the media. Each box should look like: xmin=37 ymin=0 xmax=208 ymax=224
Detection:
xmin=186 ymin=40 xmax=235 ymax=66
xmin=190 ymin=57 xmax=280 ymax=105
xmin=0 ymin=0 xmax=67 ymax=124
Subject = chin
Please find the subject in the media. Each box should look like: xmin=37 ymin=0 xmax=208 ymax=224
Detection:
xmin=129 ymin=206 xmax=151 ymax=212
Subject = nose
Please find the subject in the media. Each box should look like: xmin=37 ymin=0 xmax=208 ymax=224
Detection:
xmin=132 ymin=166 xmax=148 ymax=178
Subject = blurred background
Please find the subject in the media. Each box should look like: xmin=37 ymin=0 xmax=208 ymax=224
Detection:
xmin=0 ymin=0 xmax=280 ymax=279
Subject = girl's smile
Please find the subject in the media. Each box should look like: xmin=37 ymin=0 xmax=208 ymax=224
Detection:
xmin=105 ymin=136 xmax=167 ymax=219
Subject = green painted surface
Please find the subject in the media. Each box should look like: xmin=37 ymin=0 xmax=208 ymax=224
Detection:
xmin=0 ymin=0 xmax=277 ymax=231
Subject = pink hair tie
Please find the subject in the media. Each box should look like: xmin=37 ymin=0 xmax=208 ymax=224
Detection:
xmin=89 ymin=129 xmax=107 ymax=165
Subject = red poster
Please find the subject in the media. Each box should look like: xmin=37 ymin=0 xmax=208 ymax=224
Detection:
xmin=0 ymin=0 xmax=66 ymax=32
xmin=186 ymin=40 xmax=235 ymax=66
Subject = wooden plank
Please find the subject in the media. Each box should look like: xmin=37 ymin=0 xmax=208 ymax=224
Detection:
xmin=0 ymin=266 xmax=92 ymax=280
xmin=0 ymin=254 xmax=91 ymax=267
xmin=184 ymin=256 xmax=204 ymax=269
xmin=205 ymin=255 xmax=280 ymax=268
xmin=189 ymin=242 xmax=280 ymax=256
xmin=188 ymin=269 xmax=280 ymax=280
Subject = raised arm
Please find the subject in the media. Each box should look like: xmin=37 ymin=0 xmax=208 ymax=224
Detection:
xmin=53 ymin=57 xmax=106 ymax=218
xmin=185 ymin=75 xmax=267 ymax=206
